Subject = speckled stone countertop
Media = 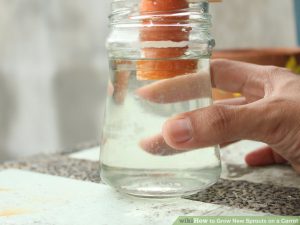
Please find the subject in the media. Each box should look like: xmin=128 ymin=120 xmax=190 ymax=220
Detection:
xmin=1 ymin=143 xmax=300 ymax=216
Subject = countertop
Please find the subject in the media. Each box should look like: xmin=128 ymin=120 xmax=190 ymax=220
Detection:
xmin=1 ymin=141 xmax=300 ymax=217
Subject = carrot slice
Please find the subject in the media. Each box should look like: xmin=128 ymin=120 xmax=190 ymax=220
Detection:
xmin=143 ymin=47 xmax=188 ymax=58
xmin=137 ymin=0 xmax=197 ymax=80
xmin=140 ymin=0 xmax=189 ymax=12
xmin=140 ymin=26 xmax=190 ymax=42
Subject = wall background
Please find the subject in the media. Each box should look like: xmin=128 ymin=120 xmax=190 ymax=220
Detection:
xmin=0 ymin=0 xmax=297 ymax=161
xmin=295 ymin=0 xmax=300 ymax=45
xmin=211 ymin=0 xmax=297 ymax=48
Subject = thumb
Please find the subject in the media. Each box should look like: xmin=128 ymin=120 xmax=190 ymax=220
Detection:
xmin=162 ymin=102 xmax=278 ymax=150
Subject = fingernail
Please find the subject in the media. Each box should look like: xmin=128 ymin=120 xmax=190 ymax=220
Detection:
xmin=165 ymin=118 xmax=193 ymax=143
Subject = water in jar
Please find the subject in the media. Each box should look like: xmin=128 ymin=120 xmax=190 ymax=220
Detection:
xmin=100 ymin=57 xmax=221 ymax=198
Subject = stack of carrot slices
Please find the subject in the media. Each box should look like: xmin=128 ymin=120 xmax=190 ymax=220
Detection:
xmin=137 ymin=0 xmax=197 ymax=80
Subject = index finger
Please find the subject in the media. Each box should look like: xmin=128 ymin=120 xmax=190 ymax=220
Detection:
xmin=211 ymin=59 xmax=271 ymax=98
xmin=137 ymin=59 xmax=271 ymax=104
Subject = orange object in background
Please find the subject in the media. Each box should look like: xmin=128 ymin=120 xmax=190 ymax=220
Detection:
xmin=137 ymin=0 xmax=197 ymax=80
xmin=213 ymin=48 xmax=300 ymax=67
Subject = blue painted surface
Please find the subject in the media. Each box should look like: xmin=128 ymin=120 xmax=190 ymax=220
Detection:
xmin=296 ymin=0 xmax=300 ymax=45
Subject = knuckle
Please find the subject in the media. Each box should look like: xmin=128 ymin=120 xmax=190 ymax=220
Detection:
xmin=261 ymin=98 xmax=286 ymax=144
xmin=261 ymin=66 xmax=282 ymax=95
xmin=265 ymin=65 xmax=288 ymax=76
xmin=263 ymin=66 xmax=297 ymax=95
xmin=263 ymin=97 xmax=300 ymax=150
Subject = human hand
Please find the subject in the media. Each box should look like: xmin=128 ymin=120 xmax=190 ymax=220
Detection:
xmin=137 ymin=59 xmax=300 ymax=174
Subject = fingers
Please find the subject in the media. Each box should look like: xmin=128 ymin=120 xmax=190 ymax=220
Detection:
xmin=161 ymin=101 xmax=276 ymax=150
xmin=245 ymin=146 xmax=287 ymax=167
xmin=140 ymin=134 xmax=238 ymax=156
xmin=111 ymin=60 xmax=133 ymax=104
xmin=113 ymin=71 xmax=130 ymax=104
xmin=136 ymin=72 xmax=211 ymax=104
xmin=139 ymin=134 xmax=188 ymax=156
xmin=137 ymin=59 xmax=280 ymax=104
xmin=211 ymin=59 xmax=273 ymax=98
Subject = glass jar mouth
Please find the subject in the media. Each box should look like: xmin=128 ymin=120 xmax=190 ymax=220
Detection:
xmin=109 ymin=0 xmax=211 ymax=28
xmin=106 ymin=0 xmax=215 ymax=59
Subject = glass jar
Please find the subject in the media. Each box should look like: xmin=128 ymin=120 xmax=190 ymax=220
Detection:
xmin=100 ymin=0 xmax=221 ymax=198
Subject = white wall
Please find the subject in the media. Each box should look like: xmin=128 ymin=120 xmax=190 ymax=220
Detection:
xmin=0 ymin=0 xmax=110 ymax=160
xmin=211 ymin=0 xmax=297 ymax=48
xmin=0 ymin=0 xmax=297 ymax=161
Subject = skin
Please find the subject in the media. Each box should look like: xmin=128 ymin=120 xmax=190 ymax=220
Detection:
xmin=137 ymin=59 xmax=300 ymax=174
